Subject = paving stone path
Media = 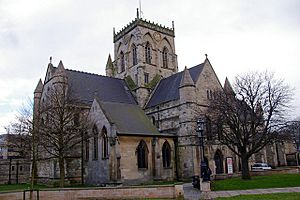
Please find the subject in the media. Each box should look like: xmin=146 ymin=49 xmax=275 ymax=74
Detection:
xmin=183 ymin=183 xmax=201 ymax=200
xmin=183 ymin=183 xmax=300 ymax=199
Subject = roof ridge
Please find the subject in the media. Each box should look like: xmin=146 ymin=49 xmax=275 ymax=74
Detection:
xmin=145 ymin=62 xmax=205 ymax=108
xmin=66 ymin=68 xmax=124 ymax=81
xmin=160 ymin=62 xmax=204 ymax=82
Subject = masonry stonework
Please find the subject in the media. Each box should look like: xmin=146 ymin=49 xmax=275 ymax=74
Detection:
xmin=33 ymin=12 xmax=293 ymax=187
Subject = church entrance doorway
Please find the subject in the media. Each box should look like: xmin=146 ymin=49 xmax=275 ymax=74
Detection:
xmin=214 ymin=150 xmax=224 ymax=174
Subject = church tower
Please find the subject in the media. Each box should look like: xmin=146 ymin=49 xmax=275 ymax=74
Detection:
xmin=107 ymin=9 xmax=178 ymax=106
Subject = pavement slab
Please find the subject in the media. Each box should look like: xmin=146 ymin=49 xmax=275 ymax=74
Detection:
xmin=183 ymin=183 xmax=300 ymax=199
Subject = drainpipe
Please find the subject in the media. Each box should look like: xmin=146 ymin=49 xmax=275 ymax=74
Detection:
xmin=8 ymin=158 xmax=12 ymax=184
xmin=173 ymin=137 xmax=179 ymax=181
xmin=16 ymin=160 xmax=19 ymax=184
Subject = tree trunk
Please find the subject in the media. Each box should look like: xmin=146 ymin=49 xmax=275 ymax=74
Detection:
xmin=59 ymin=155 xmax=65 ymax=187
xmin=241 ymin=156 xmax=251 ymax=180
xmin=30 ymin=132 xmax=36 ymax=200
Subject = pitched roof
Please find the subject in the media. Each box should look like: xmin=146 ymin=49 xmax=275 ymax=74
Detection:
xmin=99 ymin=101 xmax=172 ymax=136
xmin=146 ymin=63 xmax=204 ymax=108
xmin=66 ymin=70 xmax=137 ymax=106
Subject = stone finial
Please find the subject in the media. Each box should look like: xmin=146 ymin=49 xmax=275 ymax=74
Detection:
xmin=57 ymin=60 xmax=65 ymax=70
xmin=106 ymin=54 xmax=115 ymax=77
xmin=179 ymin=66 xmax=195 ymax=88
xmin=137 ymin=8 xmax=139 ymax=19
xmin=34 ymin=79 xmax=44 ymax=94
xmin=205 ymin=54 xmax=208 ymax=59
xmin=106 ymin=54 xmax=113 ymax=69
xmin=172 ymin=21 xmax=175 ymax=30
xmin=48 ymin=56 xmax=54 ymax=68
xmin=56 ymin=60 xmax=67 ymax=79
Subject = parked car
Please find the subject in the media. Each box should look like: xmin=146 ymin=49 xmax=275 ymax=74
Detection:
xmin=251 ymin=163 xmax=272 ymax=170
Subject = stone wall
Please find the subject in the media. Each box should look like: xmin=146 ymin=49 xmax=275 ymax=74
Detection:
xmin=118 ymin=136 xmax=176 ymax=185
xmin=0 ymin=159 xmax=30 ymax=184
xmin=85 ymin=100 xmax=112 ymax=185
xmin=213 ymin=167 xmax=300 ymax=180
xmin=0 ymin=184 xmax=184 ymax=200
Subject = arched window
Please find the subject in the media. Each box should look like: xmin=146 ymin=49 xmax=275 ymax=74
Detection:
xmin=151 ymin=116 xmax=156 ymax=125
xmin=145 ymin=42 xmax=151 ymax=64
xmin=210 ymin=90 xmax=213 ymax=99
xmin=120 ymin=51 xmax=125 ymax=72
xmin=93 ymin=126 xmax=98 ymax=160
xmin=162 ymin=141 xmax=171 ymax=168
xmin=136 ymin=140 xmax=148 ymax=168
xmin=207 ymin=90 xmax=210 ymax=99
xmin=162 ymin=47 xmax=168 ymax=68
xmin=144 ymin=73 xmax=149 ymax=84
xmin=102 ymin=127 xmax=109 ymax=159
xmin=132 ymin=44 xmax=137 ymax=66
xmin=85 ymin=132 xmax=89 ymax=161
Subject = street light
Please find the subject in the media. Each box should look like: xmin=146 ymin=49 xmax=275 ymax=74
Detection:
xmin=196 ymin=118 xmax=210 ymax=182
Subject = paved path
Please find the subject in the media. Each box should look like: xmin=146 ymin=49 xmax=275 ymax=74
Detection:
xmin=183 ymin=183 xmax=300 ymax=199
xmin=208 ymin=187 xmax=300 ymax=199
xmin=183 ymin=183 xmax=201 ymax=200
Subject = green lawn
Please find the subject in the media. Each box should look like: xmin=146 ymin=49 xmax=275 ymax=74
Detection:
xmin=0 ymin=184 xmax=49 ymax=192
xmin=0 ymin=183 xmax=106 ymax=192
xmin=212 ymin=173 xmax=300 ymax=191
xmin=216 ymin=192 xmax=300 ymax=200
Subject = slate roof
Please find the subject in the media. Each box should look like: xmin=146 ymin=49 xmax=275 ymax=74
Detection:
xmin=45 ymin=66 xmax=171 ymax=137
xmin=66 ymin=70 xmax=137 ymax=106
xmin=146 ymin=63 xmax=204 ymax=108
xmin=99 ymin=101 xmax=173 ymax=136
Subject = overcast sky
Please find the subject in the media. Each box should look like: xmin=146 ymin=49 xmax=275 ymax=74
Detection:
xmin=0 ymin=0 xmax=300 ymax=134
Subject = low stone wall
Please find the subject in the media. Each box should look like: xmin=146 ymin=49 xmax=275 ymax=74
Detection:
xmin=251 ymin=167 xmax=299 ymax=176
xmin=213 ymin=167 xmax=299 ymax=180
xmin=0 ymin=184 xmax=184 ymax=200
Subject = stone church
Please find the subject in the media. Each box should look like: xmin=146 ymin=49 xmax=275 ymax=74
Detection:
xmin=34 ymin=12 xmax=287 ymax=185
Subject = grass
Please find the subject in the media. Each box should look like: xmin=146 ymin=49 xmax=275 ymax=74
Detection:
xmin=0 ymin=183 xmax=48 ymax=192
xmin=216 ymin=192 xmax=300 ymax=200
xmin=212 ymin=173 xmax=300 ymax=191
xmin=138 ymin=180 xmax=181 ymax=186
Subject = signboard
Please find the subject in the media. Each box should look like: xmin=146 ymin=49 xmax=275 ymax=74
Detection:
xmin=226 ymin=157 xmax=233 ymax=174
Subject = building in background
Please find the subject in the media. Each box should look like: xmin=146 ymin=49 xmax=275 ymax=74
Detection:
xmin=0 ymin=134 xmax=31 ymax=184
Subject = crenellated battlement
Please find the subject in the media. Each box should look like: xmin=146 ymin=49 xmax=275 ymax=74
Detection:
xmin=114 ymin=17 xmax=175 ymax=42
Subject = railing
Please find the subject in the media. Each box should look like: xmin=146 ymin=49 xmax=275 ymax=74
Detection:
xmin=23 ymin=189 xmax=39 ymax=200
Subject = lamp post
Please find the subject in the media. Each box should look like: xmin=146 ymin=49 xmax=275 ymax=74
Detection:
xmin=196 ymin=118 xmax=210 ymax=182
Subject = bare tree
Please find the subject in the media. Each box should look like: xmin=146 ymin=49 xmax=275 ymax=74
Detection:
xmin=5 ymin=100 xmax=39 ymax=200
xmin=39 ymin=83 xmax=89 ymax=187
xmin=284 ymin=119 xmax=300 ymax=152
xmin=5 ymin=103 xmax=33 ymax=158
xmin=208 ymin=71 xmax=293 ymax=179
